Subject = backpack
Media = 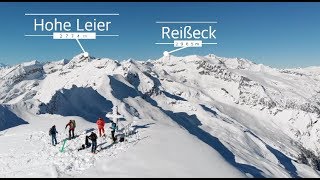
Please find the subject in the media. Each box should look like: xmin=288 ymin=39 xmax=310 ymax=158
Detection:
xmin=119 ymin=136 xmax=125 ymax=142
xmin=71 ymin=120 xmax=76 ymax=128
xmin=49 ymin=126 xmax=56 ymax=135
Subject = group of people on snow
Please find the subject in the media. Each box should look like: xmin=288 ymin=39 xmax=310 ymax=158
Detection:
xmin=49 ymin=117 xmax=119 ymax=154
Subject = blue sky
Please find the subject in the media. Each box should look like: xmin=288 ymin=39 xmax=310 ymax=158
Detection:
xmin=0 ymin=2 xmax=320 ymax=68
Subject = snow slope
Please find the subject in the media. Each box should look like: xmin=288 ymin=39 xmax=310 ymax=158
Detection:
xmin=0 ymin=53 xmax=320 ymax=177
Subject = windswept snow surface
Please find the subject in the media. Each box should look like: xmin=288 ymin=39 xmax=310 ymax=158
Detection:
xmin=0 ymin=53 xmax=320 ymax=177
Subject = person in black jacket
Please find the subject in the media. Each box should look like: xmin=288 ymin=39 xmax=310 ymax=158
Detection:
xmin=88 ymin=132 xmax=98 ymax=154
xmin=49 ymin=125 xmax=58 ymax=146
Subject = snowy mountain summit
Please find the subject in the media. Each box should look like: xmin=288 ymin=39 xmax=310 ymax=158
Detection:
xmin=0 ymin=53 xmax=320 ymax=178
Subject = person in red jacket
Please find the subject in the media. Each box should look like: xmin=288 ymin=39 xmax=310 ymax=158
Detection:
xmin=96 ymin=117 xmax=105 ymax=137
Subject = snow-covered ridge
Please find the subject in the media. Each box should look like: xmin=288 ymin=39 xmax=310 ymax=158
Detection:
xmin=1 ymin=53 xmax=320 ymax=177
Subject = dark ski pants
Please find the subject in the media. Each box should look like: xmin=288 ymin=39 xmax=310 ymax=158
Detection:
xmin=111 ymin=130 xmax=116 ymax=142
xmin=91 ymin=141 xmax=97 ymax=153
xmin=52 ymin=134 xmax=57 ymax=146
xmin=69 ymin=129 xmax=75 ymax=139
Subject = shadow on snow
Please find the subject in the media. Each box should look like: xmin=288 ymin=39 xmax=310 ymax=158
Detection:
xmin=0 ymin=105 xmax=28 ymax=131
xmin=39 ymin=85 xmax=113 ymax=122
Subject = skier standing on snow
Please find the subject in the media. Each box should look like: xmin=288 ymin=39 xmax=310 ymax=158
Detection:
xmin=96 ymin=117 xmax=106 ymax=137
xmin=110 ymin=120 xmax=117 ymax=142
xmin=88 ymin=132 xmax=98 ymax=154
xmin=65 ymin=120 xmax=76 ymax=140
xmin=49 ymin=125 xmax=58 ymax=146
xmin=106 ymin=105 xmax=124 ymax=142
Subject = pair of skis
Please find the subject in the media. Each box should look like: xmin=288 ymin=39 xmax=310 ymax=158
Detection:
xmin=60 ymin=129 xmax=69 ymax=153
xmin=60 ymin=138 xmax=67 ymax=152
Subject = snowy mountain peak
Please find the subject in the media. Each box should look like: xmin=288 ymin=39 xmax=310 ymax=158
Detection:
xmin=59 ymin=58 xmax=70 ymax=65
xmin=69 ymin=53 xmax=94 ymax=63
xmin=206 ymin=53 xmax=218 ymax=58
xmin=21 ymin=60 xmax=41 ymax=67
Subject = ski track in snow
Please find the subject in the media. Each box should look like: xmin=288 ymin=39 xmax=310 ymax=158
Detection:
xmin=0 ymin=128 xmax=141 ymax=177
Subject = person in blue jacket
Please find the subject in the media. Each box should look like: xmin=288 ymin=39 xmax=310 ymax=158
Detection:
xmin=110 ymin=120 xmax=117 ymax=142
